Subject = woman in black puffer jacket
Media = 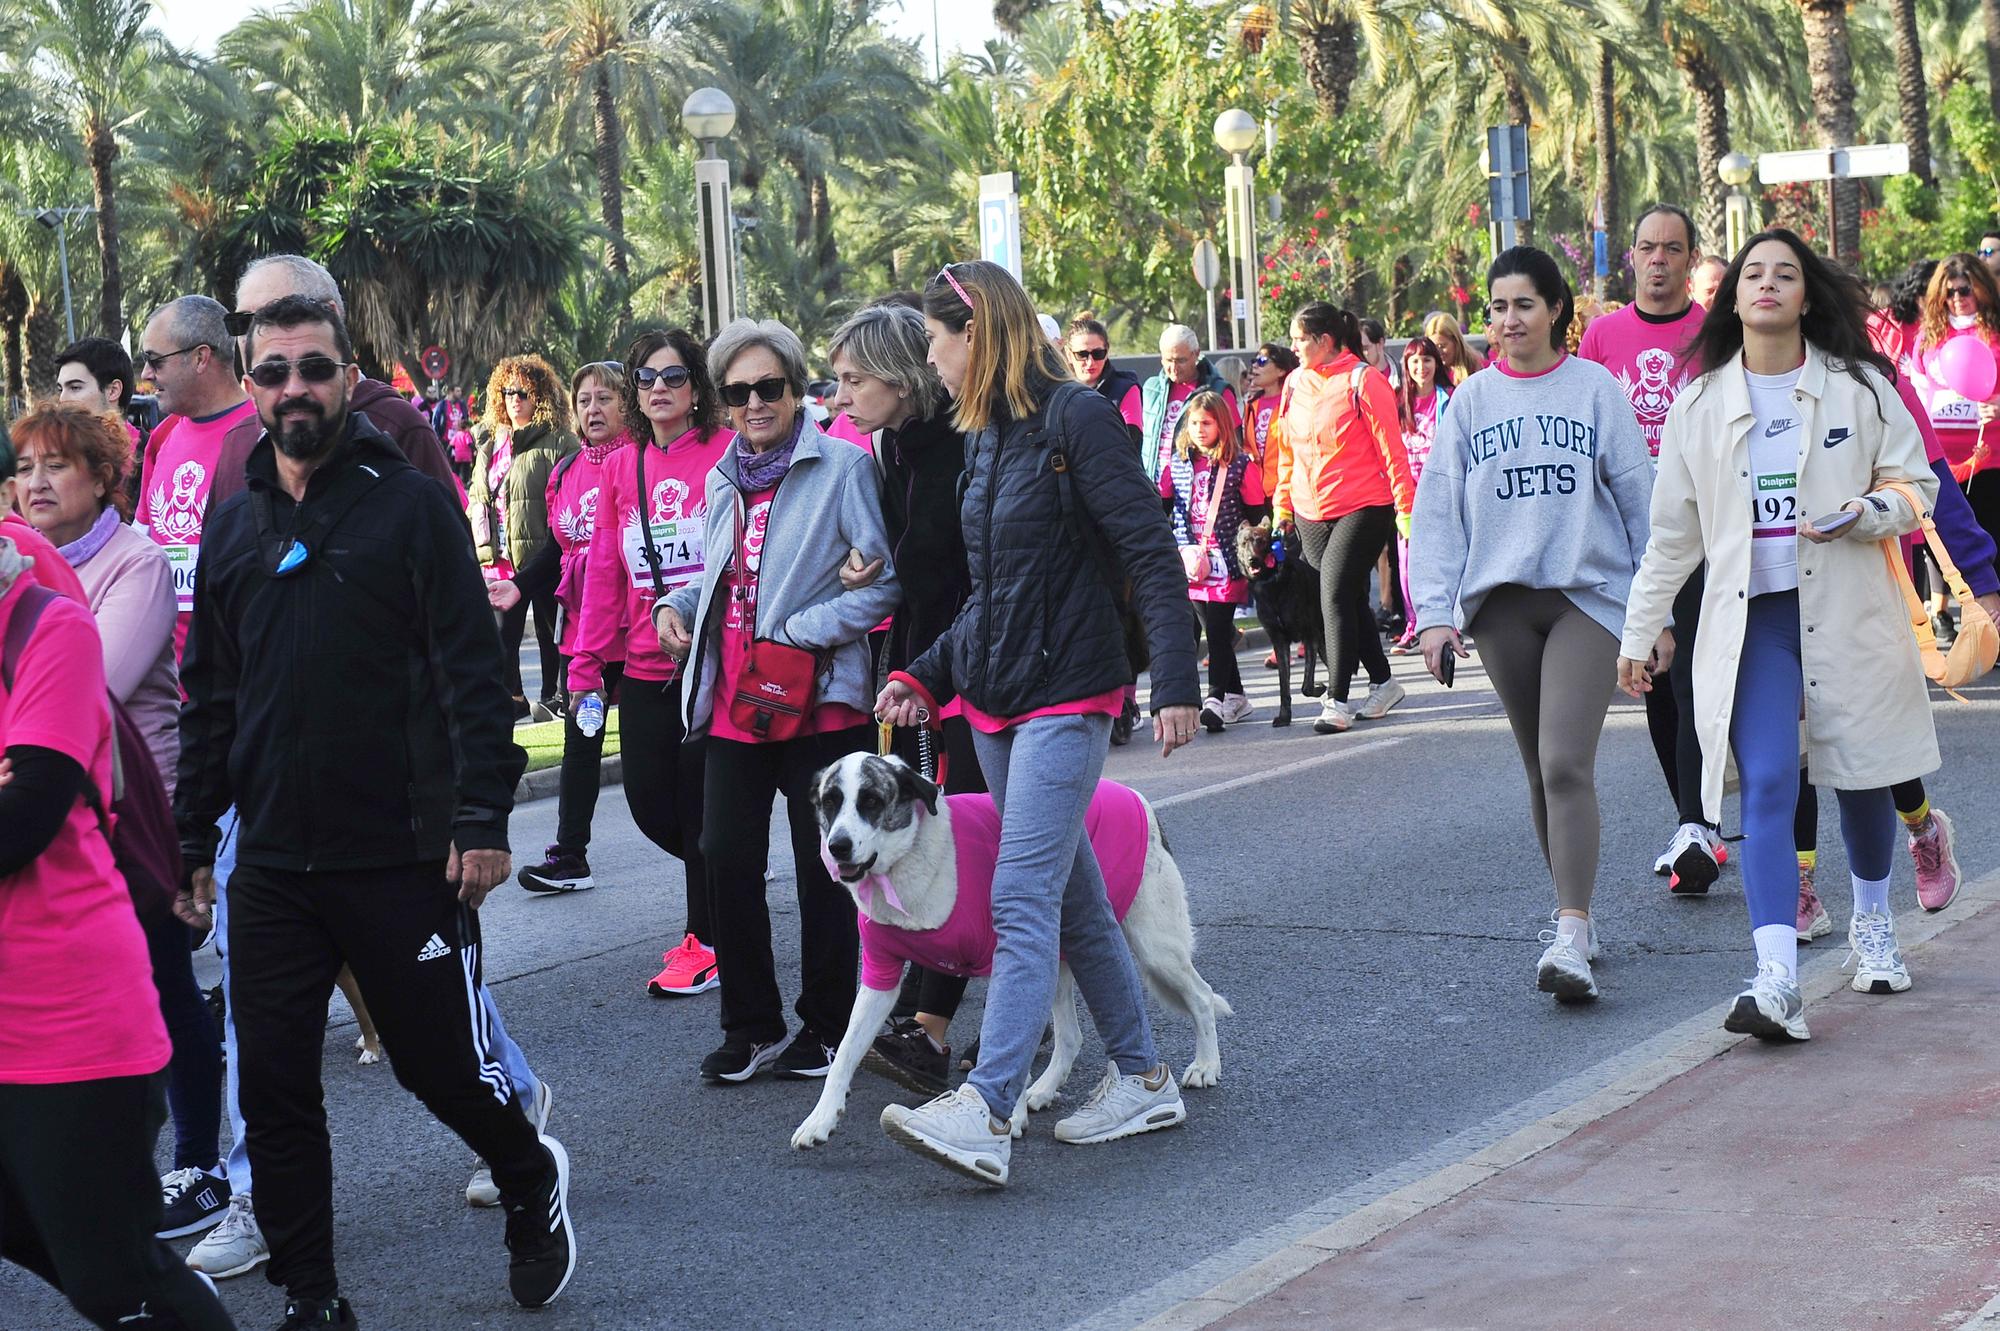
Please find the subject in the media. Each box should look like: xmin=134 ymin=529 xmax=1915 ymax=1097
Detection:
xmin=874 ymin=260 xmax=1199 ymax=1187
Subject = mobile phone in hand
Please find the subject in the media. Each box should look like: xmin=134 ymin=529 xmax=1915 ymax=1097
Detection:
xmin=1439 ymin=650 xmax=1455 ymax=688
xmin=1811 ymin=508 xmax=1860 ymax=535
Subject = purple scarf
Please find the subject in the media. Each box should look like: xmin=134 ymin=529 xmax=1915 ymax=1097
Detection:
xmin=735 ymin=417 xmax=804 ymax=493
xmin=59 ymin=506 xmax=122 ymax=568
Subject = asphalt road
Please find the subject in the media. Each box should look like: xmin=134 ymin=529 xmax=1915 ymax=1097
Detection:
xmin=11 ymin=636 xmax=1998 ymax=1331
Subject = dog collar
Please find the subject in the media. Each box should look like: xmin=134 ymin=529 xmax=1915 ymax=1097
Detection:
xmin=819 ymin=846 xmax=906 ymax=915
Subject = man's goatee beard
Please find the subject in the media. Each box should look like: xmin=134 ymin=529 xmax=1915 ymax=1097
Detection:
xmin=274 ymin=413 xmax=343 ymax=460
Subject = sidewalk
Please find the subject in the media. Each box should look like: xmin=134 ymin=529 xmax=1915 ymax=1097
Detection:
xmin=1150 ymin=873 xmax=2000 ymax=1331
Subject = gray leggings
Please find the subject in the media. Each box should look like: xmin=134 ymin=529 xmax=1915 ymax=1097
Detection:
xmin=965 ymin=712 xmax=1158 ymax=1120
xmin=1469 ymin=584 xmax=1619 ymax=913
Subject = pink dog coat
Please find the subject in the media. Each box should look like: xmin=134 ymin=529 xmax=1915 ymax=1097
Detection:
xmin=855 ymin=782 xmax=1151 ymax=991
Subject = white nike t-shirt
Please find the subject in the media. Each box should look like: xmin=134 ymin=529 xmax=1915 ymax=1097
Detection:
xmin=1746 ymin=366 xmax=1804 ymax=597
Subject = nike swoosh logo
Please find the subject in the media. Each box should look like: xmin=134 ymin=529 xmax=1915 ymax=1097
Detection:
xmin=1823 ymin=427 xmax=1852 ymax=449
xmin=1765 ymin=420 xmax=1795 ymax=438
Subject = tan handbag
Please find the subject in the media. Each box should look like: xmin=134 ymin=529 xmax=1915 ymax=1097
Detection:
xmin=1876 ymin=479 xmax=2000 ymax=699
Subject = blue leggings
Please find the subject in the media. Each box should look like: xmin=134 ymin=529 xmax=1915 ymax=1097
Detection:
xmin=1730 ymin=591 xmax=1898 ymax=930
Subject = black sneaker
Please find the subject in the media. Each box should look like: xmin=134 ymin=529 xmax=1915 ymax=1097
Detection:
xmin=276 ymin=1297 xmax=358 ymax=1329
xmin=518 ymin=847 xmax=595 ymax=893
xmin=864 ymin=1018 xmax=949 ymax=1095
xmin=773 ymin=1029 xmax=837 ymax=1079
xmin=700 ymin=1035 xmax=785 ymax=1084
xmin=505 ymin=1135 xmax=575 ymax=1309
xmin=539 ymin=694 xmax=567 ymax=721
xmin=158 ymin=1166 xmax=230 ymax=1238
xmin=1110 ymin=697 xmax=1138 ymax=747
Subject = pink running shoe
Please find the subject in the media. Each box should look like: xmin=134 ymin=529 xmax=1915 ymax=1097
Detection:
xmin=1796 ymin=863 xmax=1831 ymax=942
xmin=1910 ymin=810 xmax=1962 ymax=912
xmin=647 ymin=935 xmax=720 ymax=997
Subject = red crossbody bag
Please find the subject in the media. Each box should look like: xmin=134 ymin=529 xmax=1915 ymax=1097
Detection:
xmin=725 ymin=491 xmax=824 ymax=742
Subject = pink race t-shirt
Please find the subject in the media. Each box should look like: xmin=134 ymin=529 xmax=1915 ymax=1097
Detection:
xmin=709 ymin=485 xmax=868 ymax=742
xmin=1576 ymin=302 xmax=1706 ymax=459
xmin=138 ymin=398 xmax=259 ymax=665
xmin=1910 ymin=325 xmax=2000 ymax=472
xmin=857 ymin=783 xmax=1151 ymax=990
xmin=0 ymin=575 xmax=171 ymax=1084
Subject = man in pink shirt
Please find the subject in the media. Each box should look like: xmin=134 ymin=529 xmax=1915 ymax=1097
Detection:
xmin=134 ymin=296 xmax=260 ymax=667
xmin=1578 ymin=203 xmax=1717 ymax=889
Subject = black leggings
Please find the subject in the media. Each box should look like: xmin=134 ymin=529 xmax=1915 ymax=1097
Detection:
xmin=499 ymin=585 xmax=561 ymax=702
xmin=1644 ymin=568 xmax=1710 ymax=829
xmin=0 ymin=1074 xmax=234 ymax=1329
xmin=1193 ymin=600 xmax=1244 ymax=697
xmin=1797 ymin=771 xmax=1929 ymax=853
xmin=1297 ymin=505 xmax=1396 ymax=703
xmin=889 ymin=715 xmax=987 ymax=1027
xmin=619 ymin=673 xmax=712 ymax=943
xmin=553 ymin=655 xmax=610 ymax=857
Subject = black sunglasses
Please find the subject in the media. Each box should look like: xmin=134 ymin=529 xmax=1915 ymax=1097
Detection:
xmin=1251 ymin=354 xmax=1271 ymax=367
xmin=1948 ymin=285 xmax=1976 ymax=300
xmin=226 ymin=297 xmax=340 ymax=339
xmin=140 ymin=345 xmax=206 ymax=372
xmin=720 ymin=376 xmax=789 ymax=408
xmin=634 ymin=365 xmax=692 ymax=389
xmin=502 ymin=387 xmax=535 ymax=400
xmin=1070 ymin=346 xmax=1108 ymax=363
xmin=246 ymin=355 xmax=349 ymax=388
xmin=1982 ymin=246 xmax=1999 ymax=258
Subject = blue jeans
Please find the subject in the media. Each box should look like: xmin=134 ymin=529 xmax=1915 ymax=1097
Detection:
xmin=215 ymin=812 xmax=540 ymax=1198
xmin=966 ymin=713 xmax=1157 ymax=1120
xmin=1730 ymin=591 xmax=1898 ymax=931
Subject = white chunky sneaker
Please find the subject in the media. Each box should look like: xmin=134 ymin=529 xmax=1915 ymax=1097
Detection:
xmin=1847 ymin=910 xmax=1912 ymax=994
xmin=1199 ymin=697 xmax=1226 ymax=732
xmin=1723 ymin=961 xmax=1810 ymax=1042
xmin=880 ymin=1085 xmax=1012 ymax=1186
xmin=1218 ymin=692 xmax=1255 ymax=725
xmin=186 ymin=1192 xmax=268 ymax=1279
xmin=1054 ymin=1062 xmax=1187 ymax=1144
xmin=1312 ymin=697 xmax=1355 ymax=734
xmin=1535 ymin=919 xmax=1599 ymax=1002
xmin=1356 ymin=678 xmax=1406 ymax=720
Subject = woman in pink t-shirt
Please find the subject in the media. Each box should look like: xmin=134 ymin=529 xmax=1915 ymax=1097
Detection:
xmin=1390 ymin=337 xmax=1455 ymax=652
xmin=0 ymin=501 xmax=229 ymax=1326
xmin=1909 ymin=255 xmax=2000 ymax=543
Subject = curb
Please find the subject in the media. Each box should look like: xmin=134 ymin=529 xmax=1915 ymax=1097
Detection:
xmin=516 ymin=754 xmax=621 ymax=804
xmin=1089 ymin=866 xmax=2000 ymax=1331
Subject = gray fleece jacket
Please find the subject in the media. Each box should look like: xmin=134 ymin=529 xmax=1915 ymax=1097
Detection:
xmin=1409 ymin=356 xmax=1654 ymax=641
xmin=661 ymin=421 xmax=900 ymax=737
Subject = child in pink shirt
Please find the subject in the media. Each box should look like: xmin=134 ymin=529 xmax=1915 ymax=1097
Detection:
xmin=1159 ymin=391 xmax=1264 ymax=728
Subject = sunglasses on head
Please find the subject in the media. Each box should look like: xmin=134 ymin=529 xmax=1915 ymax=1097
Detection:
xmin=720 ymin=376 xmax=789 ymax=408
xmin=226 ymin=296 xmax=340 ymax=339
xmin=634 ymin=365 xmax=692 ymax=389
xmin=246 ymin=355 xmax=348 ymax=388
xmin=1948 ymin=285 xmax=1976 ymax=300
xmin=1070 ymin=346 xmax=1108 ymax=363
xmin=931 ymin=263 xmax=975 ymax=310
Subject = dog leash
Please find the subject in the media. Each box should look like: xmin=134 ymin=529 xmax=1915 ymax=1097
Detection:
xmin=877 ymin=708 xmax=944 ymax=786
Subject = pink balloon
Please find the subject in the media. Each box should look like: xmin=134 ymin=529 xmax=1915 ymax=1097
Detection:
xmin=1937 ymin=335 xmax=1998 ymax=403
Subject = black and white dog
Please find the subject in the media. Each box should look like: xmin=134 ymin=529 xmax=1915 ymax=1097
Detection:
xmin=790 ymin=753 xmax=1230 ymax=1150
xmin=1236 ymin=519 xmax=1326 ymax=726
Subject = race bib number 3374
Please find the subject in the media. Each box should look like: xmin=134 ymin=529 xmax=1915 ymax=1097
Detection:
xmin=624 ymin=518 xmax=703 ymax=590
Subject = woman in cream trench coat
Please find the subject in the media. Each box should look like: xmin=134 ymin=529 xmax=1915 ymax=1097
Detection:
xmin=1619 ymin=229 xmax=1938 ymax=1045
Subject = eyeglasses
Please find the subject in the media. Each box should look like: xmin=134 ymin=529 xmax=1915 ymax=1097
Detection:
xmin=634 ymin=365 xmax=691 ymax=389
xmin=932 ymin=263 xmax=975 ymax=310
xmin=1070 ymin=346 xmax=1108 ymax=363
xmin=246 ymin=355 xmax=349 ymax=388
xmin=720 ymin=376 xmax=789 ymax=408
xmin=140 ymin=345 xmax=205 ymax=372
xmin=1947 ymin=285 xmax=1976 ymax=300
xmin=226 ymin=297 xmax=339 ymax=339
xmin=502 ymin=387 xmax=535 ymax=400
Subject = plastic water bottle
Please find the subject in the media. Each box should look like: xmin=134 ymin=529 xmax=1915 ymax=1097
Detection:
xmin=575 ymin=692 xmax=606 ymax=738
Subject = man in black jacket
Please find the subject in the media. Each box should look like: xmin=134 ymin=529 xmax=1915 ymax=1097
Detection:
xmin=176 ymin=296 xmax=574 ymax=1326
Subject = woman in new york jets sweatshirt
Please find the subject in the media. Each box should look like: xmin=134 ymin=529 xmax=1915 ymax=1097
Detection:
xmin=1410 ymin=246 xmax=1655 ymax=1006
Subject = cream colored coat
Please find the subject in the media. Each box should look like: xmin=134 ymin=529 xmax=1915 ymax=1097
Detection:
xmin=1621 ymin=345 xmax=1940 ymax=825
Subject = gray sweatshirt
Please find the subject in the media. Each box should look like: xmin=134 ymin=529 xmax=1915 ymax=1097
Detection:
xmin=1409 ymin=356 xmax=1654 ymax=640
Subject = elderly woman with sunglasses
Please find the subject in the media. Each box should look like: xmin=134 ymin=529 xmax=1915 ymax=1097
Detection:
xmin=470 ymin=354 xmax=577 ymax=719
xmin=566 ymin=330 xmax=735 ymax=999
xmin=656 ymin=319 xmax=898 ymax=1086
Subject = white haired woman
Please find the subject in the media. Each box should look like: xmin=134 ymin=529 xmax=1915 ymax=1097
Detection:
xmin=657 ymin=319 xmax=900 ymax=1084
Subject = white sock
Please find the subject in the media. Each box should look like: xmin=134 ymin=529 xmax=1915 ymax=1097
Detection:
xmin=1555 ymin=915 xmax=1589 ymax=947
xmin=1852 ymin=872 xmax=1892 ymax=918
xmin=1752 ymin=924 xmax=1798 ymax=978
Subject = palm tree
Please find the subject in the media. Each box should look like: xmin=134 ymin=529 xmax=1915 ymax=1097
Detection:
xmin=0 ymin=261 xmax=27 ymax=407
xmin=11 ymin=0 xmax=152 ymax=336
xmin=519 ymin=0 xmax=686 ymax=282
xmin=1984 ymin=0 xmax=2000 ymax=122
xmin=1797 ymin=0 xmax=1862 ymax=259
xmin=1887 ymin=0 xmax=1935 ymax=186
xmin=1287 ymin=0 xmax=1398 ymax=117
xmin=993 ymin=0 xmax=1053 ymax=36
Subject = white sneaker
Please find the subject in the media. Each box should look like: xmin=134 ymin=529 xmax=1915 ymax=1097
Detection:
xmin=1199 ymin=697 xmax=1226 ymax=733
xmin=1312 ymin=698 xmax=1355 ymax=734
xmin=470 ymin=1080 xmax=554 ymax=1207
xmin=1652 ymin=838 xmax=1675 ymax=876
xmin=880 ymin=1084 xmax=1012 ymax=1186
xmin=1053 ymin=1062 xmax=1187 ymax=1144
xmin=1722 ymin=961 xmax=1810 ymax=1042
xmin=1535 ymin=922 xmax=1599 ymax=1002
xmin=1356 ymin=678 xmax=1406 ymax=720
xmin=1665 ymin=822 xmax=1721 ymax=894
xmin=1847 ymin=910 xmax=1912 ymax=994
xmin=1218 ymin=692 xmax=1255 ymax=725
xmin=186 ymin=1192 xmax=268 ymax=1279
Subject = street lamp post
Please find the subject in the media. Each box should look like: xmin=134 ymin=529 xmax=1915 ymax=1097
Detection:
xmin=1214 ymin=109 xmax=1261 ymax=351
xmin=27 ymin=207 xmax=92 ymax=343
xmin=1718 ymin=151 xmax=1754 ymax=258
xmin=682 ymin=88 xmax=740 ymax=338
